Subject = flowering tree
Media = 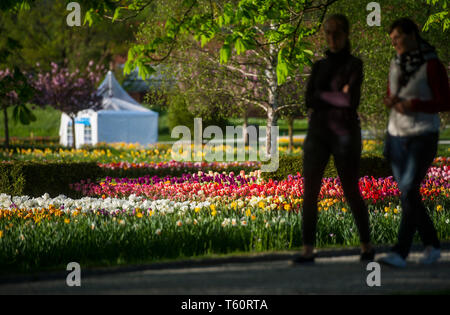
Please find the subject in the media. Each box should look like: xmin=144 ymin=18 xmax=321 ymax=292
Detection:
xmin=172 ymin=44 xmax=307 ymax=148
xmin=32 ymin=61 xmax=104 ymax=148
xmin=0 ymin=67 xmax=36 ymax=149
xmin=122 ymin=0 xmax=337 ymax=156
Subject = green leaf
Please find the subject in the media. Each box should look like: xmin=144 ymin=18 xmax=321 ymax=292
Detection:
xmin=20 ymin=1 xmax=31 ymax=11
xmin=22 ymin=104 xmax=36 ymax=122
xmin=278 ymin=24 xmax=294 ymax=35
xmin=123 ymin=60 xmax=134 ymax=76
xmin=235 ymin=38 xmax=246 ymax=55
xmin=276 ymin=61 xmax=288 ymax=85
xmin=165 ymin=17 xmax=179 ymax=38
xmin=137 ymin=64 xmax=156 ymax=80
xmin=276 ymin=48 xmax=290 ymax=85
xmin=83 ymin=10 xmax=94 ymax=27
xmin=219 ymin=44 xmax=231 ymax=64
xmin=12 ymin=105 xmax=19 ymax=123
xmin=223 ymin=3 xmax=234 ymax=25
xmin=12 ymin=104 xmax=35 ymax=125
xmin=18 ymin=106 xmax=30 ymax=125
xmin=127 ymin=48 xmax=135 ymax=62
xmin=201 ymin=34 xmax=210 ymax=48
xmin=217 ymin=16 xmax=224 ymax=27
xmin=113 ymin=7 xmax=121 ymax=22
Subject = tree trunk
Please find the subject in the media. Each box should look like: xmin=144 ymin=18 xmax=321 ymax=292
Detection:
xmin=265 ymin=106 xmax=279 ymax=157
xmin=243 ymin=110 xmax=248 ymax=146
xmin=288 ymin=116 xmax=294 ymax=154
xmin=71 ymin=116 xmax=76 ymax=149
xmin=265 ymin=33 xmax=279 ymax=158
xmin=3 ymin=105 xmax=9 ymax=150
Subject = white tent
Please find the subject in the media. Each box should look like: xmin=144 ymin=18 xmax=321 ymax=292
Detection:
xmin=59 ymin=71 xmax=159 ymax=148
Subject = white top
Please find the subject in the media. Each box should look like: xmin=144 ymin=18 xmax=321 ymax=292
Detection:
xmin=387 ymin=58 xmax=440 ymax=137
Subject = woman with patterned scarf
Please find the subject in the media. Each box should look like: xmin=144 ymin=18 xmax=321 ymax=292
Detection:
xmin=378 ymin=18 xmax=450 ymax=268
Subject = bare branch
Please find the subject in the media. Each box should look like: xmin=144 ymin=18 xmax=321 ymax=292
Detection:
xmin=275 ymin=103 xmax=302 ymax=113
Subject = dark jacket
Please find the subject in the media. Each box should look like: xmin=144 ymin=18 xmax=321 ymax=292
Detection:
xmin=305 ymin=48 xmax=364 ymax=135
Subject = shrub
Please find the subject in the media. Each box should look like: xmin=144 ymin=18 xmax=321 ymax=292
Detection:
xmin=262 ymin=153 xmax=392 ymax=181
xmin=359 ymin=153 xmax=393 ymax=178
xmin=167 ymin=94 xmax=229 ymax=138
xmin=167 ymin=94 xmax=196 ymax=134
xmin=0 ymin=162 xmax=102 ymax=198
xmin=0 ymin=161 xmax=261 ymax=198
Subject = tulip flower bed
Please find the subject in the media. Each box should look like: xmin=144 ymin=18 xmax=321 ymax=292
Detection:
xmin=0 ymin=143 xmax=174 ymax=163
xmin=0 ymin=140 xmax=387 ymax=164
xmin=0 ymin=192 xmax=449 ymax=273
xmin=72 ymin=165 xmax=449 ymax=205
xmin=1 ymin=159 xmax=449 ymax=273
xmin=98 ymin=161 xmax=261 ymax=179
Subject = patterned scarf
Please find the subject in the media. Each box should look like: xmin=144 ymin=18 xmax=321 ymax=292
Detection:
xmin=394 ymin=40 xmax=437 ymax=91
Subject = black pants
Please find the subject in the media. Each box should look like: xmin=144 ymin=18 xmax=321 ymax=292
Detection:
xmin=386 ymin=132 xmax=440 ymax=258
xmin=302 ymin=124 xmax=371 ymax=246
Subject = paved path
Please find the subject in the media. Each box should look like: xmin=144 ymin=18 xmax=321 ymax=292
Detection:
xmin=1 ymin=247 xmax=449 ymax=295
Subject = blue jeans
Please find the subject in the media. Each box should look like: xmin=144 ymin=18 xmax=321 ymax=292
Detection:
xmin=385 ymin=132 xmax=440 ymax=258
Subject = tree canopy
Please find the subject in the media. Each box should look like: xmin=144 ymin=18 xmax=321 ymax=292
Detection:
xmin=2 ymin=0 xmax=448 ymax=143
xmin=0 ymin=0 xmax=136 ymax=72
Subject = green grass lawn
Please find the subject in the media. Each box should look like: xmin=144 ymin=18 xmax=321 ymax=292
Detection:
xmin=0 ymin=107 xmax=309 ymax=141
xmin=228 ymin=117 xmax=309 ymax=137
xmin=1 ymin=106 xmax=449 ymax=142
xmin=0 ymin=106 xmax=61 ymax=138
xmin=440 ymin=126 xmax=450 ymax=140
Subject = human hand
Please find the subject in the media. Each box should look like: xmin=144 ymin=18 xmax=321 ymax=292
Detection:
xmin=342 ymin=84 xmax=350 ymax=94
xmin=307 ymin=108 xmax=313 ymax=122
xmin=393 ymin=100 xmax=412 ymax=114
xmin=384 ymin=96 xmax=401 ymax=108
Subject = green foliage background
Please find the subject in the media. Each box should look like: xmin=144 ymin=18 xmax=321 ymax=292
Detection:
xmin=0 ymin=0 xmax=135 ymax=71
xmin=328 ymin=0 xmax=449 ymax=137
xmin=0 ymin=0 xmax=448 ymax=140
